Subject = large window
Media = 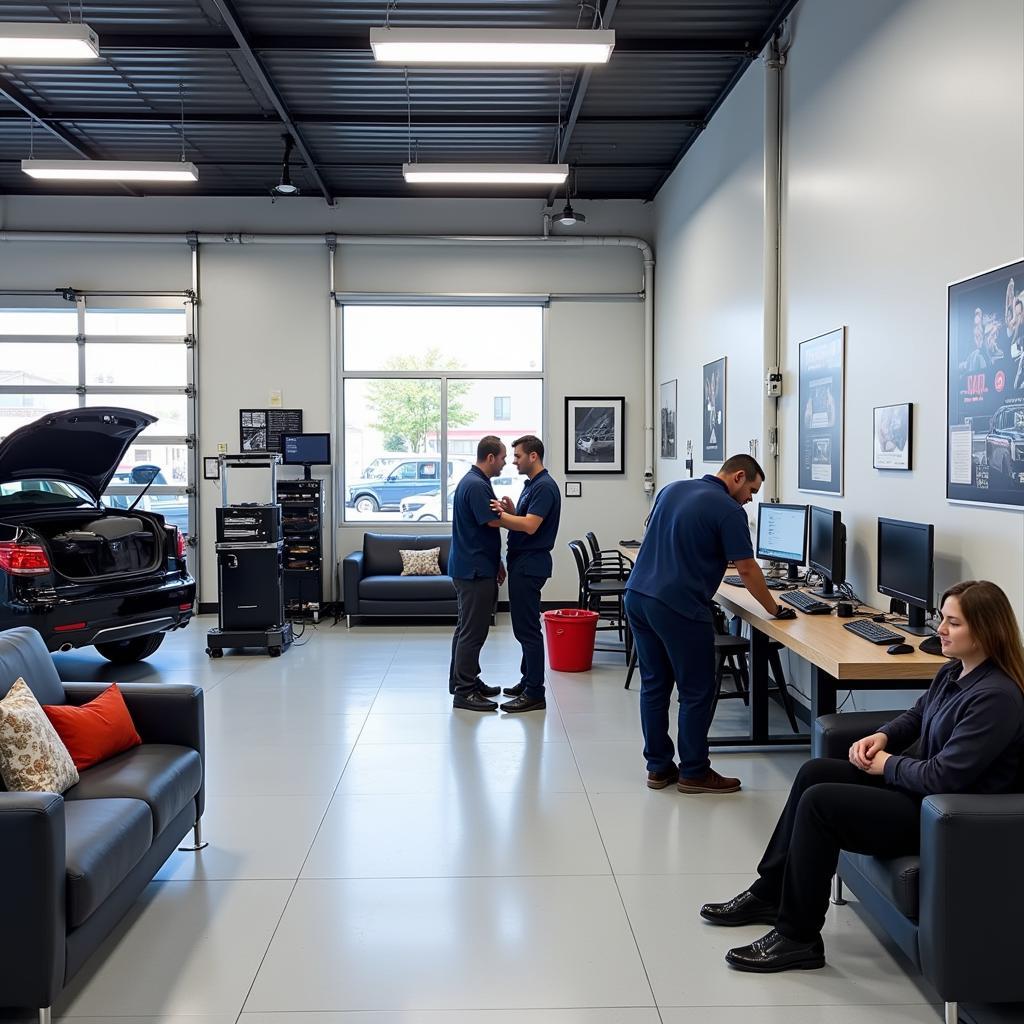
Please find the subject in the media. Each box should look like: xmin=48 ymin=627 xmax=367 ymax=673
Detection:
xmin=0 ymin=302 xmax=195 ymax=540
xmin=340 ymin=304 xmax=544 ymax=523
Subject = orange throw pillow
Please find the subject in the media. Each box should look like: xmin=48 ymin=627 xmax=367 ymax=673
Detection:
xmin=43 ymin=684 xmax=142 ymax=771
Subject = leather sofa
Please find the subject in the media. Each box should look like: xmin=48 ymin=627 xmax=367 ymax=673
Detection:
xmin=343 ymin=532 xmax=459 ymax=625
xmin=0 ymin=626 xmax=205 ymax=1024
xmin=815 ymin=710 xmax=1024 ymax=1024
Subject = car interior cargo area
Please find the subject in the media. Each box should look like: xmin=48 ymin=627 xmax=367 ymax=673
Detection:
xmin=44 ymin=515 xmax=161 ymax=578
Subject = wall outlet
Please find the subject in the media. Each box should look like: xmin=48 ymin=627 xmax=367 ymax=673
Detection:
xmin=217 ymin=442 xmax=228 ymax=453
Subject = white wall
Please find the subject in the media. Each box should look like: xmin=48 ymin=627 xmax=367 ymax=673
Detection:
xmin=0 ymin=197 xmax=653 ymax=605
xmin=653 ymin=0 xmax=1024 ymax=708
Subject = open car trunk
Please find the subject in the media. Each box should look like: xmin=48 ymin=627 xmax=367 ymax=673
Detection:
xmin=35 ymin=512 xmax=163 ymax=579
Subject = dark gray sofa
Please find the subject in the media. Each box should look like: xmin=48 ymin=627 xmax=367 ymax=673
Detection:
xmin=0 ymin=626 xmax=205 ymax=1024
xmin=343 ymin=532 xmax=459 ymax=625
xmin=815 ymin=711 xmax=1024 ymax=1024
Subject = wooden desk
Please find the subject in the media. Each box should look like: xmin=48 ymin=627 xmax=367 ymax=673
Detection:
xmin=715 ymin=583 xmax=946 ymax=736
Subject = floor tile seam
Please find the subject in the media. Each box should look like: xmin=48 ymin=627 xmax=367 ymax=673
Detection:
xmin=295 ymin=871 xmax=616 ymax=881
xmin=652 ymin=1001 xmax=939 ymax=1008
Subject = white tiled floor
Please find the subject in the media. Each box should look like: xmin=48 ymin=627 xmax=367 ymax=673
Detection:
xmin=12 ymin=615 xmax=946 ymax=1024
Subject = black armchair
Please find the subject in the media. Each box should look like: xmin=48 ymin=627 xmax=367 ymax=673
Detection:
xmin=814 ymin=711 xmax=1024 ymax=1023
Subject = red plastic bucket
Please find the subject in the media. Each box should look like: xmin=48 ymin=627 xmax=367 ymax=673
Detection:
xmin=543 ymin=608 xmax=600 ymax=672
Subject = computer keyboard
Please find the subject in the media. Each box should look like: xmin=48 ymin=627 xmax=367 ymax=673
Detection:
xmin=779 ymin=591 xmax=832 ymax=615
xmin=842 ymin=619 xmax=906 ymax=645
xmin=723 ymin=575 xmax=743 ymax=586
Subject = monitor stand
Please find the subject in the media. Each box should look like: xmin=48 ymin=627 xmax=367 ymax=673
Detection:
xmin=808 ymin=578 xmax=841 ymax=600
xmin=786 ymin=564 xmax=801 ymax=582
xmin=303 ymin=464 xmax=312 ymax=481
xmin=901 ymin=605 xmax=935 ymax=637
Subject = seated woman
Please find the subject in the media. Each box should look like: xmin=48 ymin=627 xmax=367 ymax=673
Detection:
xmin=700 ymin=579 xmax=1024 ymax=973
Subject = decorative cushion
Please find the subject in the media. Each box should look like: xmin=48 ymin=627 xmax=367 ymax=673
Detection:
xmin=0 ymin=678 xmax=79 ymax=793
xmin=44 ymin=683 xmax=142 ymax=771
xmin=400 ymin=547 xmax=442 ymax=576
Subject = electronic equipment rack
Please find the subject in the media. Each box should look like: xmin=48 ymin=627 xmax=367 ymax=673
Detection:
xmin=276 ymin=478 xmax=323 ymax=621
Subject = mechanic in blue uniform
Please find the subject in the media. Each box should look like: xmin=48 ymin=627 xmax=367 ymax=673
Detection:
xmin=625 ymin=454 xmax=795 ymax=793
xmin=448 ymin=435 xmax=507 ymax=712
xmin=490 ymin=434 xmax=562 ymax=713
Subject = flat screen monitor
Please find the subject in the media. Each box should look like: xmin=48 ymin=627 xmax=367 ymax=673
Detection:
xmin=807 ymin=505 xmax=846 ymax=598
xmin=877 ymin=517 xmax=935 ymax=635
xmin=282 ymin=433 xmax=331 ymax=478
xmin=756 ymin=503 xmax=808 ymax=580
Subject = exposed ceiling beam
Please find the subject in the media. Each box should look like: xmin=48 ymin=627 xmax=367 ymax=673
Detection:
xmin=97 ymin=32 xmax=759 ymax=56
xmin=649 ymin=0 xmax=802 ymax=199
xmin=0 ymin=79 xmax=140 ymax=198
xmin=0 ymin=110 xmax=706 ymax=128
xmin=205 ymin=0 xmax=334 ymax=204
xmin=547 ymin=0 xmax=620 ymax=205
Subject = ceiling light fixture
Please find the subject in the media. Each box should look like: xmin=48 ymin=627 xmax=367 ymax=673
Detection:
xmin=272 ymin=133 xmax=300 ymax=195
xmin=558 ymin=200 xmax=585 ymax=227
xmin=371 ymin=28 xmax=614 ymax=65
xmin=21 ymin=160 xmax=199 ymax=182
xmin=403 ymin=163 xmax=569 ymax=185
xmin=0 ymin=22 xmax=100 ymax=60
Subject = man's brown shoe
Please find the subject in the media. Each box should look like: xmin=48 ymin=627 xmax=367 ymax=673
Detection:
xmin=677 ymin=768 xmax=741 ymax=794
xmin=647 ymin=766 xmax=679 ymax=790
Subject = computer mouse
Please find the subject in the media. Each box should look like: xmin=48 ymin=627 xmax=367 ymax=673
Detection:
xmin=886 ymin=643 xmax=914 ymax=655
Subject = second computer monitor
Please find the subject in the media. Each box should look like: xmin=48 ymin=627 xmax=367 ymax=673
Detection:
xmin=877 ymin=517 xmax=935 ymax=635
xmin=756 ymin=503 xmax=808 ymax=580
xmin=808 ymin=505 xmax=846 ymax=597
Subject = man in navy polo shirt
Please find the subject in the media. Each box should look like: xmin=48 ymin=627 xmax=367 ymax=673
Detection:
xmin=490 ymin=434 xmax=561 ymax=713
xmin=625 ymin=454 xmax=796 ymax=793
xmin=448 ymin=435 xmax=507 ymax=712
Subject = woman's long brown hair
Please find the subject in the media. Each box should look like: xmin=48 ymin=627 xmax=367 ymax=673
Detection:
xmin=941 ymin=580 xmax=1024 ymax=694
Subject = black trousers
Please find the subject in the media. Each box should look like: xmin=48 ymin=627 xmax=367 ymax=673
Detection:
xmin=747 ymin=757 xmax=922 ymax=942
xmin=449 ymin=577 xmax=498 ymax=698
xmin=508 ymin=568 xmax=546 ymax=699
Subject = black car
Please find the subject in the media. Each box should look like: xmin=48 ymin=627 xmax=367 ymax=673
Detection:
xmin=0 ymin=407 xmax=195 ymax=662
xmin=985 ymin=402 xmax=1024 ymax=488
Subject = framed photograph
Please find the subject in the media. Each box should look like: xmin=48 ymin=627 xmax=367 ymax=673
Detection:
xmin=565 ymin=396 xmax=625 ymax=474
xmin=203 ymin=456 xmax=220 ymax=480
xmin=659 ymin=379 xmax=677 ymax=459
xmin=565 ymin=481 xmax=582 ymax=497
xmin=947 ymin=259 xmax=1024 ymax=507
xmin=702 ymin=358 xmax=726 ymax=462
xmin=798 ymin=328 xmax=845 ymax=495
xmin=873 ymin=403 xmax=913 ymax=471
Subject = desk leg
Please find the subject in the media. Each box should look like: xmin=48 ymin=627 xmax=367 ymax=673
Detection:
xmin=812 ymin=667 xmax=839 ymax=719
xmin=749 ymin=627 xmax=770 ymax=743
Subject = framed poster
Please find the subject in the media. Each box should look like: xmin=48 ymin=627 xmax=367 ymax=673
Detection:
xmin=947 ymin=259 xmax=1024 ymax=507
xmin=873 ymin=403 xmax=913 ymax=470
xmin=565 ymin=396 xmax=625 ymax=474
xmin=239 ymin=408 xmax=303 ymax=453
xmin=659 ymin=379 xmax=677 ymax=458
xmin=798 ymin=328 xmax=845 ymax=495
xmin=702 ymin=357 xmax=726 ymax=462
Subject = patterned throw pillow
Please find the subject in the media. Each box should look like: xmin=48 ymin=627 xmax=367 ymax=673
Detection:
xmin=400 ymin=547 xmax=442 ymax=576
xmin=0 ymin=678 xmax=79 ymax=794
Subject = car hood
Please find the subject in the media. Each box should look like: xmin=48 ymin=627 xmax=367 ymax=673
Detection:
xmin=0 ymin=407 xmax=156 ymax=502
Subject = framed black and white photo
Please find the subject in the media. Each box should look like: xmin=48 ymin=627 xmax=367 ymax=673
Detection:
xmin=873 ymin=403 xmax=913 ymax=471
xmin=659 ymin=379 xmax=677 ymax=459
xmin=702 ymin=358 xmax=726 ymax=462
xmin=798 ymin=328 xmax=845 ymax=495
xmin=203 ymin=456 xmax=220 ymax=480
xmin=565 ymin=396 xmax=625 ymax=474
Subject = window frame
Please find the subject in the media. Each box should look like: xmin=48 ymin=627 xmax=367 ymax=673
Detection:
xmin=337 ymin=301 xmax=547 ymax=527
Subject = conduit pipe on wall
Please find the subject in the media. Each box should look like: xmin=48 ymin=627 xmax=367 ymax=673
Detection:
xmin=762 ymin=32 xmax=785 ymax=502
xmin=0 ymin=229 xmax=657 ymax=494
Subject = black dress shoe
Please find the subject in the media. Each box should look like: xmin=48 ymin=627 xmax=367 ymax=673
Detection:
xmin=476 ymin=681 xmax=501 ymax=698
xmin=500 ymin=694 xmax=546 ymax=713
xmin=700 ymin=890 xmax=779 ymax=926
xmin=725 ymin=928 xmax=825 ymax=973
xmin=503 ymin=681 xmax=526 ymax=697
xmin=453 ymin=691 xmax=498 ymax=712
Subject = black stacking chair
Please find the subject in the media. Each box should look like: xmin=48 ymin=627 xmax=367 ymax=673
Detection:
xmin=568 ymin=539 xmax=632 ymax=661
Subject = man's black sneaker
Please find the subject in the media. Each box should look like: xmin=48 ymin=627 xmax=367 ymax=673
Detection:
xmin=503 ymin=681 xmax=527 ymax=697
xmin=500 ymin=694 xmax=546 ymax=713
xmin=453 ymin=691 xmax=498 ymax=712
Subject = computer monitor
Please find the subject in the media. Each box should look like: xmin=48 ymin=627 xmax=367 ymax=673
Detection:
xmin=877 ymin=517 xmax=935 ymax=636
xmin=807 ymin=505 xmax=846 ymax=598
xmin=281 ymin=433 xmax=331 ymax=479
xmin=755 ymin=503 xmax=808 ymax=581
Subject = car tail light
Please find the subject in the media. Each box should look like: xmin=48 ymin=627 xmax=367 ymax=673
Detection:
xmin=175 ymin=528 xmax=187 ymax=561
xmin=54 ymin=622 xmax=86 ymax=632
xmin=179 ymin=602 xmax=193 ymax=612
xmin=0 ymin=542 xmax=52 ymax=576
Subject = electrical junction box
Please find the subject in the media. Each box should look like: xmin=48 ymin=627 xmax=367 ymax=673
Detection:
xmin=765 ymin=368 xmax=783 ymax=397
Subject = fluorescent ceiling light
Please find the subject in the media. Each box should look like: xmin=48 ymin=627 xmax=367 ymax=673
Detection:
xmin=0 ymin=22 xmax=100 ymax=60
xmin=22 ymin=160 xmax=199 ymax=182
xmin=403 ymin=163 xmax=569 ymax=185
xmin=371 ymin=27 xmax=614 ymax=65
